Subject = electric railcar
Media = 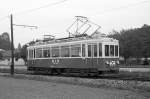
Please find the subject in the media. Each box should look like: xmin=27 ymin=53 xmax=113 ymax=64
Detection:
xmin=27 ymin=36 xmax=119 ymax=75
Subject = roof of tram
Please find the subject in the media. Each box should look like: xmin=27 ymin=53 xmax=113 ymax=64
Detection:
xmin=28 ymin=32 xmax=118 ymax=47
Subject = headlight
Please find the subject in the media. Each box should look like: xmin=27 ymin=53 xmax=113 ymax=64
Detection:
xmin=105 ymin=61 xmax=117 ymax=66
xmin=110 ymin=61 xmax=115 ymax=66
xmin=105 ymin=61 xmax=109 ymax=65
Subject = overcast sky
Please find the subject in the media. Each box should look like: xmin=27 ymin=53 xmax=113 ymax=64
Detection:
xmin=0 ymin=0 xmax=150 ymax=47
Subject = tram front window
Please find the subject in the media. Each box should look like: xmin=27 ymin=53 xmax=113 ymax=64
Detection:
xmin=115 ymin=45 xmax=118 ymax=56
xmin=82 ymin=44 xmax=85 ymax=57
xmin=94 ymin=44 xmax=97 ymax=57
xmin=110 ymin=45 xmax=114 ymax=56
xmin=105 ymin=45 xmax=109 ymax=56
xmin=99 ymin=43 xmax=102 ymax=57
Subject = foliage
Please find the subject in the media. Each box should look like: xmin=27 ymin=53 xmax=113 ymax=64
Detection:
xmin=20 ymin=44 xmax=28 ymax=63
xmin=108 ymin=24 xmax=150 ymax=64
xmin=14 ymin=43 xmax=22 ymax=61
xmin=0 ymin=32 xmax=11 ymax=50
xmin=14 ymin=52 xmax=21 ymax=61
xmin=0 ymin=52 xmax=3 ymax=59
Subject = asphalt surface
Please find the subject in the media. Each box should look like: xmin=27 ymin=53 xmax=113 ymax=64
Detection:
xmin=0 ymin=76 xmax=149 ymax=99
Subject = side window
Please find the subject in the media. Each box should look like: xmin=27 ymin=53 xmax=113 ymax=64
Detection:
xmin=35 ymin=48 xmax=42 ymax=58
xmin=82 ymin=44 xmax=85 ymax=57
xmin=88 ymin=45 xmax=91 ymax=57
xmin=43 ymin=47 xmax=50 ymax=57
xmin=110 ymin=45 xmax=114 ymax=56
xmin=61 ymin=46 xmax=70 ymax=57
xmin=93 ymin=44 xmax=97 ymax=57
xmin=105 ymin=45 xmax=109 ymax=56
xmin=115 ymin=45 xmax=118 ymax=56
xmin=71 ymin=44 xmax=81 ymax=57
xmin=29 ymin=49 xmax=34 ymax=59
xmin=99 ymin=43 xmax=102 ymax=57
xmin=52 ymin=46 xmax=59 ymax=57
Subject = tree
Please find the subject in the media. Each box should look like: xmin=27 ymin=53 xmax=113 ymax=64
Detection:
xmin=108 ymin=24 xmax=150 ymax=64
xmin=0 ymin=52 xmax=3 ymax=59
xmin=14 ymin=43 xmax=22 ymax=61
xmin=20 ymin=44 xmax=28 ymax=64
xmin=17 ymin=43 xmax=21 ymax=51
xmin=0 ymin=32 xmax=11 ymax=50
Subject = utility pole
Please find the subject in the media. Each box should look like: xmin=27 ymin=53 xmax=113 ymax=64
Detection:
xmin=10 ymin=14 xmax=14 ymax=75
xmin=9 ymin=14 xmax=38 ymax=75
xmin=10 ymin=14 xmax=38 ymax=75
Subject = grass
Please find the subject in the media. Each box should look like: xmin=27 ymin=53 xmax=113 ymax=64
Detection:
xmin=0 ymin=65 xmax=150 ymax=81
xmin=119 ymin=64 xmax=150 ymax=68
xmin=0 ymin=68 xmax=27 ymax=74
xmin=115 ymin=71 xmax=150 ymax=81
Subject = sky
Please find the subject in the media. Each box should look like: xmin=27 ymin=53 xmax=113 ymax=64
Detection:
xmin=0 ymin=0 xmax=150 ymax=47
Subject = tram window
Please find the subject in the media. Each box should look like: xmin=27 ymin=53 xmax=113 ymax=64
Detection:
xmin=88 ymin=45 xmax=91 ymax=57
xmin=115 ymin=45 xmax=118 ymax=56
xmin=52 ymin=46 xmax=59 ymax=57
xmin=35 ymin=48 xmax=42 ymax=58
xmin=110 ymin=45 xmax=114 ymax=56
xmin=33 ymin=49 xmax=36 ymax=58
xmin=99 ymin=43 xmax=102 ymax=56
xmin=82 ymin=44 xmax=85 ymax=57
xmin=43 ymin=47 xmax=50 ymax=57
xmin=94 ymin=44 xmax=97 ymax=57
xmin=29 ymin=49 xmax=34 ymax=59
xmin=61 ymin=46 xmax=70 ymax=57
xmin=71 ymin=44 xmax=81 ymax=57
xmin=105 ymin=45 xmax=109 ymax=56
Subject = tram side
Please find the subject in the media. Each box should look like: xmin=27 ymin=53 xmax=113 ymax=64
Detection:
xmin=27 ymin=38 xmax=119 ymax=74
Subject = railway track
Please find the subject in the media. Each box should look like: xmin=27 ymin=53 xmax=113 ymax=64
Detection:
xmin=0 ymin=67 xmax=150 ymax=82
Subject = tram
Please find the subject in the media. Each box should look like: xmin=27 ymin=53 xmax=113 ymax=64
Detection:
xmin=27 ymin=16 xmax=119 ymax=75
xmin=27 ymin=34 xmax=119 ymax=75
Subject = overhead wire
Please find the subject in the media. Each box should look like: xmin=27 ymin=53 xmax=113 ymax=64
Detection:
xmin=1 ymin=0 xmax=150 ymax=36
xmin=92 ymin=0 xmax=150 ymax=17
xmin=11 ymin=0 xmax=68 ymax=33
xmin=14 ymin=0 xmax=68 ymax=16
xmin=0 ymin=15 xmax=9 ymax=23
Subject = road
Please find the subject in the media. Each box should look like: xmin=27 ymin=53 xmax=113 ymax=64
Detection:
xmin=0 ymin=76 xmax=149 ymax=99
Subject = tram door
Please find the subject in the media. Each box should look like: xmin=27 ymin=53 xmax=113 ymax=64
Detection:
xmin=87 ymin=43 xmax=98 ymax=67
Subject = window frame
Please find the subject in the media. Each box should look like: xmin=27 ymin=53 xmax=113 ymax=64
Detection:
xmin=115 ymin=45 xmax=119 ymax=57
xmin=51 ymin=46 xmax=60 ymax=57
xmin=43 ymin=47 xmax=51 ymax=58
xmin=99 ymin=43 xmax=102 ymax=57
xmin=70 ymin=44 xmax=81 ymax=57
xmin=105 ymin=45 xmax=109 ymax=57
xmin=35 ymin=48 xmax=43 ymax=58
xmin=28 ymin=49 xmax=34 ymax=59
xmin=110 ymin=45 xmax=114 ymax=57
xmin=61 ymin=45 xmax=70 ymax=57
